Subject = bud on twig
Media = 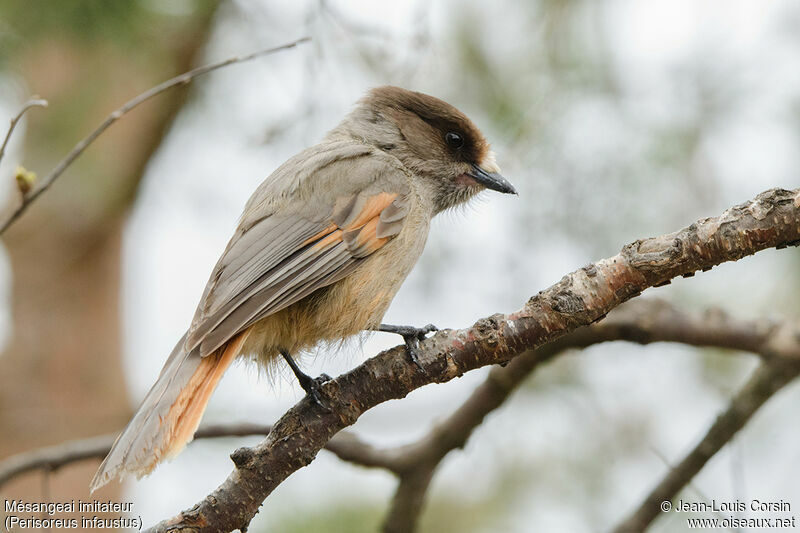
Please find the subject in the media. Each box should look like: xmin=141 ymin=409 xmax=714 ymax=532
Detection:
xmin=14 ymin=166 xmax=36 ymax=196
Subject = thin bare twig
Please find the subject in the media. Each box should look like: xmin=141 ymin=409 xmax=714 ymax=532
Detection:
xmin=0 ymin=422 xmax=385 ymax=490
xmin=0 ymin=99 xmax=48 ymax=168
xmin=0 ymin=37 xmax=310 ymax=234
xmin=0 ymin=424 xmax=266 ymax=488
xmin=144 ymin=188 xmax=800 ymax=533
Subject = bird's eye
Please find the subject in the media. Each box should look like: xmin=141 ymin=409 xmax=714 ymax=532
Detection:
xmin=445 ymin=132 xmax=464 ymax=149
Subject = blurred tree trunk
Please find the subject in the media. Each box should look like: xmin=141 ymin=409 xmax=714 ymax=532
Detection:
xmin=0 ymin=3 xmax=217 ymax=504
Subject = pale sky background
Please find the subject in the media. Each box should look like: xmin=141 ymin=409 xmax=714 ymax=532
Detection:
xmin=2 ymin=0 xmax=799 ymax=531
xmin=124 ymin=0 xmax=800 ymax=531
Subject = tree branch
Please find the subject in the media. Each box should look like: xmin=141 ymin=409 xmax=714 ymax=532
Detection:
xmin=142 ymin=187 xmax=800 ymax=533
xmin=0 ymin=98 xmax=48 ymax=168
xmin=3 ymin=289 xmax=798 ymax=532
xmin=0 ymin=37 xmax=310 ymax=234
xmin=0 ymin=424 xmax=267 ymax=488
xmin=611 ymin=359 xmax=800 ymax=533
xmin=2 ymin=298 xmax=790 ymax=489
xmin=380 ymin=297 xmax=800 ymax=532
xmin=0 ymin=423 xmax=386 ymax=489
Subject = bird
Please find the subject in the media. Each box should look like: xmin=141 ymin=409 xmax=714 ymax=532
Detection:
xmin=90 ymin=86 xmax=516 ymax=491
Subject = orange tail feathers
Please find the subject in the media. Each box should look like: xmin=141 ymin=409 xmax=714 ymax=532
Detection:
xmin=162 ymin=333 xmax=243 ymax=460
xmin=90 ymin=331 xmax=248 ymax=492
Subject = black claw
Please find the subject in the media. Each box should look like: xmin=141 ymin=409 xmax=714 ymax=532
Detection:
xmin=419 ymin=323 xmax=439 ymax=337
xmin=377 ymin=323 xmax=439 ymax=372
xmin=405 ymin=338 xmax=425 ymax=372
xmin=304 ymin=375 xmax=332 ymax=412
xmin=280 ymin=351 xmax=331 ymax=412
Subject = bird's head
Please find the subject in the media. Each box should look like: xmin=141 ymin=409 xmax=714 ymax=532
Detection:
xmin=344 ymin=86 xmax=516 ymax=212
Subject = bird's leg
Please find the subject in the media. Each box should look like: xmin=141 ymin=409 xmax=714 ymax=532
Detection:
xmin=279 ymin=350 xmax=331 ymax=410
xmin=377 ymin=323 xmax=438 ymax=371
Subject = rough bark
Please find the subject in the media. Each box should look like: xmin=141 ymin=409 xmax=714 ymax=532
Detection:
xmin=2 ymin=294 xmax=798 ymax=532
xmin=144 ymin=188 xmax=800 ymax=533
xmin=381 ymin=297 xmax=800 ymax=532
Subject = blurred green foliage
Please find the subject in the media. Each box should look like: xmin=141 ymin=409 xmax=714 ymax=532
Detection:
xmin=268 ymin=503 xmax=385 ymax=533
xmin=0 ymin=0 xmax=217 ymax=64
xmin=266 ymin=473 xmax=519 ymax=533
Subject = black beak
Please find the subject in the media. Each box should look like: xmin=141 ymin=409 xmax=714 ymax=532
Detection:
xmin=467 ymin=165 xmax=517 ymax=195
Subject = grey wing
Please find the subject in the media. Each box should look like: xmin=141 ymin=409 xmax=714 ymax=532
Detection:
xmin=184 ymin=146 xmax=412 ymax=357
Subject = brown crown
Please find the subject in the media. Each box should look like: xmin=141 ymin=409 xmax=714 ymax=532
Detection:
xmin=364 ymin=86 xmax=490 ymax=165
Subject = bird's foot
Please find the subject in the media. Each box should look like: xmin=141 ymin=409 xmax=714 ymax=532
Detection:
xmin=280 ymin=350 xmax=332 ymax=411
xmin=377 ymin=323 xmax=438 ymax=371
xmin=303 ymin=374 xmax=332 ymax=411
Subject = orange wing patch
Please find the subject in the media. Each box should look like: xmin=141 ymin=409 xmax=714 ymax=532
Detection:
xmin=302 ymin=223 xmax=338 ymax=246
xmin=342 ymin=217 xmax=389 ymax=257
xmin=303 ymin=192 xmax=404 ymax=258
xmin=311 ymin=229 xmax=344 ymax=251
xmin=341 ymin=192 xmax=397 ymax=230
